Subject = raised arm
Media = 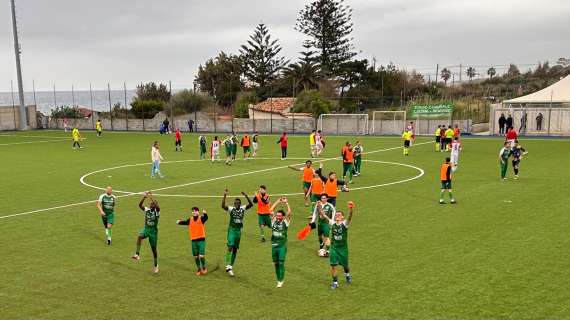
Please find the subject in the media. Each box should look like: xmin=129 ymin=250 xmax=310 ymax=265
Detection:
xmin=346 ymin=202 xmax=354 ymax=225
xmin=138 ymin=193 xmax=148 ymax=211
xmin=221 ymin=189 xmax=229 ymax=211
xmin=242 ymin=191 xmax=253 ymax=210
xmin=287 ymin=165 xmax=302 ymax=172
xmin=284 ymin=198 xmax=292 ymax=223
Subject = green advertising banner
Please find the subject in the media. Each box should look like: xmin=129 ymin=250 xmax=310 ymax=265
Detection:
xmin=411 ymin=104 xmax=453 ymax=118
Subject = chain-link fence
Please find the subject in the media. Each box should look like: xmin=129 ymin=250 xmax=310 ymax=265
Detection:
xmin=491 ymin=107 xmax=570 ymax=136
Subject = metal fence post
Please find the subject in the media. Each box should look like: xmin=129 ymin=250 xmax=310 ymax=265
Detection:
xmin=107 ymin=83 xmax=113 ymax=131
xmin=89 ymin=83 xmax=95 ymax=129
xmin=124 ymin=82 xmax=128 ymax=131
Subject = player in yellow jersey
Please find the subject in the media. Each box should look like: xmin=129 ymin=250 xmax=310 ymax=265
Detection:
xmin=72 ymin=127 xmax=82 ymax=150
xmin=444 ymin=126 xmax=454 ymax=151
xmin=435 ymin=125 xmax=441 ymax=151
xmin=309 ymin=130 xmax=316 ymax=157
xmin=402 ymin=130 xmax=412 ymax=156
xmin=95 ymin=119 xmax=102 ymax=137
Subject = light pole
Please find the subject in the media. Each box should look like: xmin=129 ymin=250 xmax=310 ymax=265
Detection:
xmin=11 ymin=0 xmax=28 ymax=129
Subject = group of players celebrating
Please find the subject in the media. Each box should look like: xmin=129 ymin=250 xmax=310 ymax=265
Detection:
xmin=96 ymin=154 xmax=357 ymax=290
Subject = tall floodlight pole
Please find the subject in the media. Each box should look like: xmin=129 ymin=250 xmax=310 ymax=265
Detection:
xmin=11 ymin=0 xmax=28 ymax=130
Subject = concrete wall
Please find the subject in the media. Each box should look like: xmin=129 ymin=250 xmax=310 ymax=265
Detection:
xmin=47 ymin=111 xmax=317 ymax=134
xmin=0 ymin=105 xmax=37 ymax=130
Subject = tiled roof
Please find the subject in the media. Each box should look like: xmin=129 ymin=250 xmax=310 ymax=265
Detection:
xmin=249 ymin=97 xmax=296 ymax=115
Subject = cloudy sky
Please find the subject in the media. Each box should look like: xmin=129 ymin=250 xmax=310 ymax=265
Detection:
xmin=1 ymin=0 xmax=569 ymax=91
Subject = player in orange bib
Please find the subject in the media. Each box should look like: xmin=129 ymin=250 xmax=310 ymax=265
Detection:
xmin=288 ymin=160 xmax=315 ymax=206
xmin=439 ymin=157 xmax=456 ymax=204
xmin=176 ymin=207 xmax=208 ymax=275
xmin=240 ymin=134 xmax=252 ymax=159
xmin=316 ymin=163 xmax=349 ymax=207
xmin=305 ymin=172 xmax=325 ymax=203
xmin=253 ymin=185 xmax=272 ymax=242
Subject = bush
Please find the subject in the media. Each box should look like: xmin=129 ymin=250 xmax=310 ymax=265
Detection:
xmin=50 ymin=106 xmax=83 ymax=119
xmin=170 ymin=90 xmax=214 ymax=115
xmin=130 ymin=99 xmax=165 ymax=119
xmin=292 ymin=90 xmax=331 ymax=118
xmin=233 ymin=91 xmax=257 ymax=118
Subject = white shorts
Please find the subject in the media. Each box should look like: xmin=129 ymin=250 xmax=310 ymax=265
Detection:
xmin=507 ymin=139 xmax=515 ymax=148
xmin=252 ymin=142 xmax=258 ymax=150
xmin=211 ymin=149 xmax=219 ymax=156
xmin=451 ymin=153 xmax=459 ymax=165
xmin=316 ymin=142 xmax=323 ymax=150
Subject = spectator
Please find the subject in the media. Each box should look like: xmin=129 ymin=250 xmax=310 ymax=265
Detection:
xmin=505 ymin=114 xmax=513 ymax=131
xmin=536 ymin=113 xmax=543 ymax=131
xmin=188 ymin=119 xmax=194 ymax=132
xmin=519 ymin=112 xmax=527 ymax=135
xmin=163 ymin=118 xmax=170 ymax=134
xmin=498 ymin=113 xmax=506 ymax=134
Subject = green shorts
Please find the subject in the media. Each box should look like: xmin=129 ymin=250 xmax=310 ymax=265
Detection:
xmin=200 ymin=145 xmax=206 ymax=153
xmin=102 ymin=212 xmax=114 ymax=225
xmin=139 ymin=228 xmax=158 ymax=248
xmin=258 ymin=214 xmax=272 ymax=227
xmin=441 ymin=180 xmax=452 ymax=189
xmin=310 ymin=194 xmax=320 ymax=202
xmin=227 ymin=227 xmax=242 ymax=249
xmin=225 ymin=147 xmax=232 ymax=156
xmin=191 ymin=239 xmax=206 ymax=256
xmin=231 ymin=145 xmax=237 ymax=155
xmin=272 ymin=244 xmax=287 ymax=262
xmin=303 ymin=181 xmax=311 ymax=190
xmin=318 ymin=222 xmax=330 ymax=237
xmin=330 ymin=246 xmax=349 ymax=267
xmin=243 ymin=146 xmax=251 ymax=153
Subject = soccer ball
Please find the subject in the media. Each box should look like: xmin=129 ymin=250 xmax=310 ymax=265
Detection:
xmin=318 ymin=249 xmax=329 ymax=257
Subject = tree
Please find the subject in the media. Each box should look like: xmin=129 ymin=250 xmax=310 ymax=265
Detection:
xmin=136 ymin=82 xmax=170 ymax=102
xmin=283 ymin=43 xmax=321 ymax=94
xmin=240 ymin=23 xmax=287 ymax=91
xmin=466 ymin=67 xmax=476 ymax=81
xmin=487 ymin=67 xmax=496 ymax=79
xmin=195 ymin=52 xmax=244 ymax=106
xmin=296 ymin=0 xmax=356 ymax=75
xmin=170 ymin=90 xmax=214 ymax=115
xmin=556 ymin=57 xmax=570 ymax=67
xmin=291 ymin=89 xmax=331 ymax=117
xmin=130 ymin=99 xmax=164 ymax=119
xmin=337 ymin=59 xmax=368 ymax=95
xmin=441 ymin=68 xmax=451 ymax=86
xmin=506 ymin=64 xmax=521 ymax=78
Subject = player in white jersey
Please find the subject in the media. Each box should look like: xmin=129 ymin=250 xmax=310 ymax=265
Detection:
xmin=211 ymin=136 xmax=221 ymax=162
xmin=150 ymin=141 xmax=165 ymax=178
xmin=450 ymin=137 xmax=462 ymax=171
xmin=315 ymin=130 xmax=324 ymax=156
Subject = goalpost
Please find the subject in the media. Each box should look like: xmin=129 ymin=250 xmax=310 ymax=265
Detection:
xmin=317 ymin=114 xmax=369 ymax=135
xmin=370 ymin=111 xmax=406 ymax=135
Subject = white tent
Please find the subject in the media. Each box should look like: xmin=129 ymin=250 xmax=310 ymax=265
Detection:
xmin=504 ymin=75 xmax=570 ymax=104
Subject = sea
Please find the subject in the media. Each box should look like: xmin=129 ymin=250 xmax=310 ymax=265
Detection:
xmin=0 ymin=90 xmax=138 ymax=115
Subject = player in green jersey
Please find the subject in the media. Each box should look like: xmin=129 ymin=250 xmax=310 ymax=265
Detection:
xmin=318 ymin=200 xmax=354 ymax=290
xmin=309 ymin=193 xmax=336 ymax=257
xmin=223 ymin=135 xmax=233 ymax=165
xmin=230 ymin=133 xmax=238 ymax=160
xmin=221 ymin=189 xmax=253 ymax=276
xmin=96 ymin=186 xmax=117 ymax=245
xmin=132 ymin=192 xmax=161 ymax=274
xmin=499 ymin=141 xmax=511 ymax=180
xmin=269 ymin=197 xmax=291 ymax=288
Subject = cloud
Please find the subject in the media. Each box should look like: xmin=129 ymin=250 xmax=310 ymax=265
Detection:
xmin=1 ymin=0 xmax=569 ymax=91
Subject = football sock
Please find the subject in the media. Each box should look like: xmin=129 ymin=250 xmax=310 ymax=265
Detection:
xmin=319 ymin=239 xmax=324 ymax=249
xmin=514 ymin=168 xmax=519 ymax=175
xmin=136 ymin=242 xmax=141 ymax=255
xmin=436 ymin=143 xmax=439 ymax=151
xmin=225 ymin=251 xmax=232 ymax=266
xmin=332 ymin=276 xmax=338 ymax=282
xmin=274 ymin=263 xmax=280 ymax=280
xmin=440 ymin=191 xmax=444 ymax=200
xmin=194 ymin=257 xmax=201 ymax=269
xmin=200 ymin=257 xmax=206 ymax=269
xmin=107 ymin=228 xmax=112 ymax=240
xmin=151 ymin=247 xmax=158 ymax=267
xmin=278 ymin=262 xmax=285 ymax=281
xmin=259 ymin=227 xmax=265 ymax=238
xmin=449 ymin=192 xmax=454 ymax=200
xmin=230 ymin=250 xmax=237 ymax=265
xmin=105 ymin=228 xmax=109 ymax=237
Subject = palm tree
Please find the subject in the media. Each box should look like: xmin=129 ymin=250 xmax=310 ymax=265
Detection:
xmin=441 ymin=68 xmax=451 ymax=86
xmin=487 ymin=67 xmax=496 ymax=79
xmin=283 ymin=43 xmax=321 ymax=94
xmin=466 ymin=66 xmax=476 ymax=81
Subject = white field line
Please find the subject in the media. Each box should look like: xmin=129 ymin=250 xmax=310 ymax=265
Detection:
xmin=1 ymin=141 xmax=430 ymax=220
xmin=0 ymin=134 xmax=70 ymax=139
xmin=0 ymin=139 xmax=76 ymax=146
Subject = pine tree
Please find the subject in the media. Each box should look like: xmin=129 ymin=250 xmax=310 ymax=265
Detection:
xmin=239 ymin=23 xmax=287 ymax=90
xmin=296 ymin=0 xmax=356 ymax=76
